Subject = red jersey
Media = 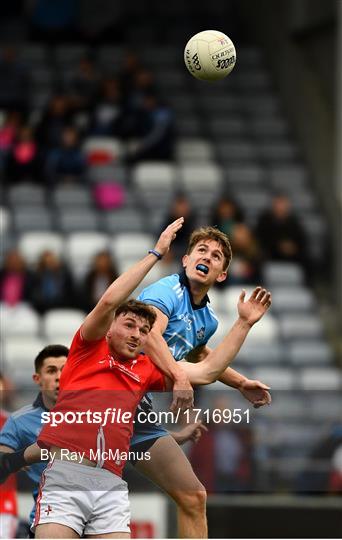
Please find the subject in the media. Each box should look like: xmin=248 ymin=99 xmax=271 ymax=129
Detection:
xmin=38 ymin=328 xmax=165 ymax=477
xmin=0 ymin=410 xmax=18 ymax=516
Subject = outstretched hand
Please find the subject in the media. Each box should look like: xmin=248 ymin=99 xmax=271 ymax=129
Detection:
xmin=154 ymin=217 xmax=184 ymax=257
xmin=238 ymin=378 xmax=272 ymax=408
xmin=237 ymin=286 xmax=272 ymax=327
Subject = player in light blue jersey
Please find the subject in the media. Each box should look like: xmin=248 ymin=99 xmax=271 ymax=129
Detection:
xmin=0 ymin=345 xmax=68 ymax=531
xmin=131 ymin=226 xmax=272 ymax=538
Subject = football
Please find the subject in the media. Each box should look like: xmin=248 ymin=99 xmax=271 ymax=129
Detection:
xmin=184 ymin=30 xmax=236 ymax=81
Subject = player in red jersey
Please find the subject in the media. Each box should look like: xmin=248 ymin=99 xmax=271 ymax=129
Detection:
xmin=5 ymin=218 xmax=271 ymax=538
xmin=0 ymin=375 xmax=18 ymax=539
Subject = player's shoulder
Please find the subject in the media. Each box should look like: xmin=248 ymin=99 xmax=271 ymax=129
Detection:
xmin=10 ymin=397 xmax=44 ymax=421
xmin=140 ymin=273 xmax=183 ymax=297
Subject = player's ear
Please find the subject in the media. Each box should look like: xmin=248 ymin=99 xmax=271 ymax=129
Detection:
xmin=216 ymin=271 xmax=227 ymax=283
xmin=182 ymin=254 xmax=189 ymax=268
xmin=32 ymin=373 xmax=40 ymax=385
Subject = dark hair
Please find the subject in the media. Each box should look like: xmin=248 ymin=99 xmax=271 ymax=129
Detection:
xmin=114 ymin=299 xmax=156 ymax=329
xmin=187 ymin=226 xmax=233 ymax=270
xmin=35 ymin=345 xmax=69 ymax=373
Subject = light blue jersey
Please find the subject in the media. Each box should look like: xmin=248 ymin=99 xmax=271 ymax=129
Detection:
xmin=138 ymin=272 xmax=218 ymax=360
xmin=0 ymin=394 xmax=47 ymax=524
xmin=130 ymin=272 xmax=218 ymax=449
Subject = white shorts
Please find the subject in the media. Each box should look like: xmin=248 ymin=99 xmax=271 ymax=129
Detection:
xmin=33 ymin=460 xmax=130 ymax=536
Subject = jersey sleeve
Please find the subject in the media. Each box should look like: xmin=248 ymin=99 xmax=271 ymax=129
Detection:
xmin=67 ymin=326 xmax=104 ymax=366
xmin=138 ymin=282 xmax=179 ymax=319
xmin=148 ymin=364 xmax=166 ymax=392
xmin=0 ymin=416 xmax=21 ymax=450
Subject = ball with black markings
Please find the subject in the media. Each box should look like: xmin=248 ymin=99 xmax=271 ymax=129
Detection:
xmin=184 ymin=30 xmax=236 ymax=81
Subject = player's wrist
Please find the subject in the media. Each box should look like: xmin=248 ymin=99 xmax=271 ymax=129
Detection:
xmin=148 ymin=249 xmax=163 ymax=260
xmin=237 ymin=316 xmax=253 ymax=330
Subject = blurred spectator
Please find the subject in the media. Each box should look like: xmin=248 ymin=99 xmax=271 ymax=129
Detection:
xmin=162 ymin=194 xmax=197 ymax=263
xmin=0 ymin=46 xmax=28 ymax=112
xmin=255 ymin=193 xmax=310 ymax=275
xmin=119 ymin=51 xmax=141 ymax=97
xmin=0 ymin=249 xmax=31 ymax=306
xmin=121 ymin=68 xmax=157 ymax=138
xmin=190 ymin=397 xmax=254 ymax=493
xmin=45 ymin=126 xmax=86 ymax=184
xmin=210 ymin=196 xmax=244 ymax=237
xmin=329 ymin=442 xmax=342 ymax=493
xmin=0 ymin=112 xmax=21 ymax=156
xmin=91 ymin=78 xmax=124 ymax=136
xmin=127 ymin=94 xmax=175 ymax=162
xmin=296 ymin=425 xmax=342 ymax=493
xmin=68 ymin=56 xmax=100 ymax=112
xmin=228 ymin=223 xmax=261 ymax=285
xmin=28 ymin=250 xmax=75 ymax=314
xmin=6 ymin=126 xmax=40 ymax=183
xmin=79 ymin=251 xmax=119 ymax=312
xmin=36 ymin=95 xmax=72 ymax=150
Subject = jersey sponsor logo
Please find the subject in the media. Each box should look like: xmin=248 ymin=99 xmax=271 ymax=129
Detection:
xmin=178 ymin=312 xmax=193 ymax=331
xmin=196 ymin=326 xmax=205 ymax=340
xmin=98 ymin=355 xmax=141 ymax=383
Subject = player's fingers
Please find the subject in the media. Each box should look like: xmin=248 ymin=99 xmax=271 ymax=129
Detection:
xmin=256 ymin=288 xmax=267 ymax=302
xmin=198 ymin=423 xmax=208 ymax=432
xmin=254 ymin=380 xmax=271 ymax=390
xmin=239 ymin=289 xmax=246 ymax=303
xmin=261 ymin=292 xmax=272 ymax=305
xmin=250 ymin=286 xmax=262 ymax=300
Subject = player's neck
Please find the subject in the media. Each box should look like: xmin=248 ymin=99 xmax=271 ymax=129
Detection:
xmin=42 ymin=394 xmax=56 ymax=410
xmin=188 ymin=280 xmax=209 ymax=306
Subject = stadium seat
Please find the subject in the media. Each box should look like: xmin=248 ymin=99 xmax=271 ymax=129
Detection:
xmin=102 ymin=208 xmax=145 ymax=234
xmin=18 ymin=232 xmax=64 ymax=265
xmin=279 ymin=314 xmax=324 ymax=341
xmin=174 ymin=116 xmax=202 ymax=136
xmin=87 ymin=165 xmax=127 ymax=184
xmin=216 ymin=141 xmax=258 ymax=163
xmin=179 ymin=163 xmax=223 ymax=191
xmin=65 ymin=232 xmax=110 ymax=279
xmin=251 ymin=367 xmax=296 ymax=390
xmin=235 ymin=343 xmax=285 ymax=365
xmin=288 ymin=341 xmax=334 ymax=367
xmin=208 ymin=312 xmax=279 ymax=347
xmin=270 ymin=287 xmax=316 ymax=313
xmin=269 ymin=165 xmax=308 ymax=191
xmin=250 ymin=118 xmax=289 ymax=138
xmin=257 ymin=141 xmax=299 ymax=162
xmin=132 ymin=162 xmax=176 ymax=190
xmin=208 ymin=117 xmax=246 ymax=137
xmin=42 ymin=309 xmax=86 ymax=341
xmin=52 ymin=186 xmax=93 ymax=208
xmin=57 ymin=209 xmax=99 ymax=233
xmin=3 ymin=336 xmax=46 ymax=385
xmin=220 ymin=285 xmax=259 ymax=314
xmin=299 ymin=368 xmax=342 ymax=391
xmin=175 ymin=139 xmax=214 ymax=162
xmin=110 ymin=233 xmax=155 ymax=262
xmin=225 ymin=165 xmax=266 ymax=186
xmin=263 ymin=262 xmax=305 ymax=286
xmin=13 ymin=207 xmax=53 ymax=233
xmin=8 ymin=183 xmax=45 ymax=206
xmin=309 ymin=393 xmax=342 ymax=421
xmin=0 ymin=206 xmax=10 ymax=237
xmin=83 ymin=137 xmax=123 ymax=165
xmin=2 ymin=303 xmax=40 ymax=337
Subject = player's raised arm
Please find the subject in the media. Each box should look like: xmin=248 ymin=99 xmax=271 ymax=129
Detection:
xmin=179 ymin=287 xmax=272 ymax=385
xmin=81 ymin=218 xmax=184 ymax=341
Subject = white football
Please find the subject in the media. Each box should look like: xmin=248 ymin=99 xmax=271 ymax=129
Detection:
xmin=184 ymin=30 xmax=236 ymax=81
